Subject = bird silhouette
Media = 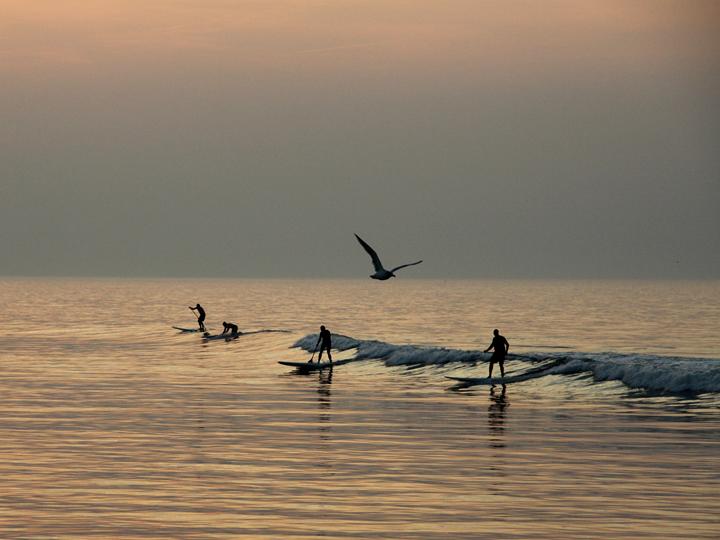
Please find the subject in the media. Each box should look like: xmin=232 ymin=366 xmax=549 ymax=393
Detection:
xmin=354 ymin=233 xmax=423 ymax=280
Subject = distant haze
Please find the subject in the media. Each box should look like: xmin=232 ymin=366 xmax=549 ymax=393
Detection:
xmin=1 ymin=1 xmax=718 ymax=278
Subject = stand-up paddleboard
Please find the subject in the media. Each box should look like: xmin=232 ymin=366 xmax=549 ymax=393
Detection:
xmin=446 ymin=359 xmax=564 ymax=386
xmin=172 ymin=326 xmax=203 ymax=333
xmin=202 ymin=332 xmax=241 ymax=341
xmin=446 ymin=375 xmax=512 ymax=386
xmin=278 ymin=358 xmax=355 ymax=371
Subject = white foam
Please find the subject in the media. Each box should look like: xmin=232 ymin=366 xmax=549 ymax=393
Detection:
xmin=293 ymin=334 xmax=481 ymax=365
xmin=293 ymin=334 xmax=720 ymax=394
xmin=546 ymin=353 xmax=720 ymax=394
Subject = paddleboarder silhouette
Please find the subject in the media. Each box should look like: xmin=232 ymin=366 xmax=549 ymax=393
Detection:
xmin=189 ymin=303 xmax=206 ymax=332
xmin=221 ymin=321 xmax=239 ymax=335
xmin=312 ymin=325 xmax=333 ymax=363
xmin=484 ymin=329 xmax=509 ymax=379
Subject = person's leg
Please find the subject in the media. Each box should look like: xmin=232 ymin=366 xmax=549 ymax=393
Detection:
xmin=317 ymin=348 xmax=324 ymax=362
xmin=488 ymin=360 xmax=494 ymax=378
xmin=499 ymin=359 xmax=505 ymax=378
xmin=326 ymin=345 xmax=333 ymax=363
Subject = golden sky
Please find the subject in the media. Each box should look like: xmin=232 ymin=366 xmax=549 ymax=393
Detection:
xmin=1 ymin=1 xmax=717 ymax=75
xmin=1 ymin=1 xmax=718 ymax=278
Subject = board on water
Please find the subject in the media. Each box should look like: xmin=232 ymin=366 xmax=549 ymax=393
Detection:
xmin=278 ymin=358 xmax=355 ymax=371
xmin=446 ymin=371 xmax=541 ymax=386
xmin=202 ymin=332 xmax=241 ymax=341
xmin=446 ymin=360 xmax=564 ymax=387
xmin=172 ymin=326 xmax=203 ymax=333
xmin=446 ymin=376 xmax=514 ymax=386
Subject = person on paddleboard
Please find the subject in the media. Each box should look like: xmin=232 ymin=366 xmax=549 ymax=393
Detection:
xmin=484 ymin=329 xmax=509 ymax=379
xmin=189 ymin=303 xmax=206 ymax=332
xmin=221 ymin=321 xmax=239 ymax=335
xmin=312 ymin=325 xmax=333 ymax=363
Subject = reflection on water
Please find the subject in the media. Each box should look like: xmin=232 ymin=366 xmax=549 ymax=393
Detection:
xmin=318 ymin=368 xmax=334 ymax=389
xmin=486 ymin=385 xmax=509 ymax=497
xmin=0 ymin=278 xmax=718 ymax=539
xmin=317 ymin=369 xmax=332 ymax=435
xmin=488 ymin=385 xmax=508 ymax=448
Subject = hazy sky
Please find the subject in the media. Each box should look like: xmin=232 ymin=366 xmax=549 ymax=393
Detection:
xmin=1 ymin=1 xmax=718 ymax=278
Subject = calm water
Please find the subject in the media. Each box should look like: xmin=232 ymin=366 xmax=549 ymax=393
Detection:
xmin=1 ymin=278 xmax=719 ymax=539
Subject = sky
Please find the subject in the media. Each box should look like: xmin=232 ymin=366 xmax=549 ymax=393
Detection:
xmin=1 ymin=0 xmax=718 ymax=278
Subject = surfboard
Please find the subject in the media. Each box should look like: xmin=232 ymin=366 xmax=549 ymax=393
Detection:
xmin=278 ymin=358 xmax=355 ymax=371
xmin=172 ymin=326 xmax=203 ymax=333
xmin=202 ymin=332 xmax=241 ymax=341
xmin=446 ymin=374 xmax=528 ymax=386
xmin=446 ymin=360 xmax=563 ymax=386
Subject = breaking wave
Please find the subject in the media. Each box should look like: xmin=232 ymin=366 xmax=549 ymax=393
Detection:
xmin=293 ymin=334 xmax=480 ymax=366
xmin=293 ymin=334 xmax=720 ymax=394
xmin=543 ymin=353 xmax=720 ymax=394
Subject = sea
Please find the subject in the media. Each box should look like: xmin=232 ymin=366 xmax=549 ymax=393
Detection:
xmin=1 ymin=278 xmax=719 ymax=539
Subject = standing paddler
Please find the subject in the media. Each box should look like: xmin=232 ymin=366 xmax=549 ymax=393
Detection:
xmin=189 ymin=303 xmax=206 ymax=332
xmin=311 ymin=325 xmax=333 ymax=363
xmin=484 ymin=328 xmax=509 ymax=379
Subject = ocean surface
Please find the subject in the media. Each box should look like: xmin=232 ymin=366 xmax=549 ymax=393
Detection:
xmin=1 ymin=278 xmax=719 ymax=539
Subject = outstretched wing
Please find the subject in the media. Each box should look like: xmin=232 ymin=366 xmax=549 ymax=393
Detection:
xmin=390 ymin=260 xmax=423 ymax=273
xmin=354 ymin=233 xmax=385 ymax=272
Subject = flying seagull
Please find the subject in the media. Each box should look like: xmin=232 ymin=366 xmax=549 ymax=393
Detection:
xmin=354 ymin=234 xmax=423 ymax=280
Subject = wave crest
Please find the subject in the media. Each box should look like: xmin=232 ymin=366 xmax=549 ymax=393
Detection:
xmin=547 ymin=354 xmax=720 ymax=394
xmin=293 ymin=334 xmax=720 ymax=394
xmin=293 ymin=334 xmax=481 ymax=366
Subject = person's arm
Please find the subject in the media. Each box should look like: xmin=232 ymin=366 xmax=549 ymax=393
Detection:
xmin=484 ymin=341 xmax=493 ymax=353
xmin=504 ymin=338 xmax=510 ymax=354
xmin=189 ymin=306 xmax=196 ymax=311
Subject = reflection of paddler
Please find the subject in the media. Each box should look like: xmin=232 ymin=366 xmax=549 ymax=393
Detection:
xmin=488 ymin=385 xmax=508 ymax=447
xmin=489 ymin=385 xmax=508 ymax=416
xmin=312 ymin=325 xmax=333 ymax=363
xmin=484 ymin=329 xmax=509 ymax=379
xmin=189 ymin=303 xmax=206 ymax=331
